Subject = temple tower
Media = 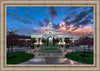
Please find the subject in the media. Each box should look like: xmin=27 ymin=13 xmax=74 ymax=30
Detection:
xmin=49 ymin=22 xmax=52 ymax=29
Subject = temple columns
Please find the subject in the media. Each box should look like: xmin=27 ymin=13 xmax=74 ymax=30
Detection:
xmin=62 ymin=38 xmax=64 ymax=45
xmin=72 ymin=39 xmax=74 ymax=43
xmin=36 ymin=38 xmax=38 ymax=44
xmin=36 ymin=38 xmax=42 ymax=45
xmin=40 ymin=38 xmax=42 ymax=44
xmin=36 ymin=37 xmax=65 ymax=45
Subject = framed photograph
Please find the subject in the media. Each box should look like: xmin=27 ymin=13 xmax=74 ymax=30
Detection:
xmin=0 ymin=1 xmax=99 ymax=71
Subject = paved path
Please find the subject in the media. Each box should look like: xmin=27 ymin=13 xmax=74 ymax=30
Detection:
xmin=12 ymin=46 xmax=93 ymax=65
xmin=18 ymin=47 xmax=86 ymax=65
xmin=18 ymin=57 xmax=83 ymax=64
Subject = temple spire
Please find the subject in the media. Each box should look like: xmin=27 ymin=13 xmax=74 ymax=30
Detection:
xmin=49 ymin=21 xmax=52 ymax=29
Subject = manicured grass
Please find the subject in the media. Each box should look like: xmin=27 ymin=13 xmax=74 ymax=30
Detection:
xmin=7 ymin=52 xmax=35 ymax=64
xmin=41 ymin=47 xmax=59 ymax=50
xmin=41 ymin=45 xmax=60 ymax=50
xmin=65 ymin=51 xmax=93 ymax=64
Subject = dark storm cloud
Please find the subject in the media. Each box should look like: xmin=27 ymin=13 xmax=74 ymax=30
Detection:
xmin=65 ymin=21 xmax=72 ymax=26
xmin=72 ymin=25 xmax=80 ymax=31
xmin=64 ymin=21 xmax=72 ymax=30
xmin=68 ymin=7 xmax=80 ymax=10
xmin=25 ymin=15 xmax=44 ymax=27
xmin=66 ymin=26 xmax=70 ymax=30
xmin=7 ymin=12 xmax=32 ymax=24
xmin=72 ymin=19 xmax=91 ymax=31
xmin=88 ymin=7 xmax=93 ymax=13
xmin=71 ymin=7 xmax=93 ymax=29
xmin=78 ymin=19 xmax=91 ymax=25
xmin=69 ymin=10 xmax=78 ymax=17
xmin=64 ymin=7 xmax=80 ymax=15
xmin=73 ymin=11 xmax=89 ymax=23
xmin=7 ymin=12 xmax=20 ymax=18
xmin=63 ymin=16 xmax=72 ymax=26
xmin=68 ymin=7 xmax=91 ymax=11
xmin=48 ymin=7 xmax=59 ymax=19
xmin=86 ymin=15 xmax=93 ymax=20
xmin=52 ymin=23 xmax=60 ymax=29
xmin=63 ymin=16 xmax=71 ymax=22
xmin=43 ymin=18 xmax=50 ymax=26
xmin=20 ymin=19 xmax=32 ymax=24
xmin=70 ymin=10 xmax=77 ymax=15
xmin=38 ymin=21 xmax=44 ymax=27
xmin=62 ymin=7 xmax=93 ymax=31
xmin=19 ymin=19 xmax=32 ymax=24
xmin=73 ymin=7 xmax=93 ymax=23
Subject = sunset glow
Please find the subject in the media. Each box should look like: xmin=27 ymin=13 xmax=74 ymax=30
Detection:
xmin=7 ymin=6 xmax=94 ymax=38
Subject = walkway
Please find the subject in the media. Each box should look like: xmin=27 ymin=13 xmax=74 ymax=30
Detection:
xmin=18 ymin=47 xmax=84 ymax=64
xmin=18 ymin=57 xmax=83 ymax=64
xmin=14 ymin=46 xmax=92 ymax=65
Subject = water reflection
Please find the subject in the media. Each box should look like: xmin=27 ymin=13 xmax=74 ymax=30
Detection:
xmin=59 ymin=58 xmax=68 ymax=63
xmin=70 ymin=60 xmax=75 ymax=64
xmin=30 ymin=57 xmax=45 ymax=62
xmin=58 ymin=58 xmax=82 ymax=64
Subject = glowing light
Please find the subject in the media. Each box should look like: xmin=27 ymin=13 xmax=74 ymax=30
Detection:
xmin=34 ymin=42 xmax=37 ymax=44
xmin=64 ymin=42 xmax=65 ymax=44
xmin=49 ymin=37 xmax=52 ymax=40
xmin=40 ymin=41 xmax=42 ymax=44
xmin=58 ymin=42 xmax=60 ymax=44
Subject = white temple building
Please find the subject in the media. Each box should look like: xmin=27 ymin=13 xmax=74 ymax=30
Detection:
xmin=31 ymin=22 xmax=76 ymax=45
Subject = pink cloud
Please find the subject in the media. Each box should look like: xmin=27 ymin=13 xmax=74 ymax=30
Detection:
xmin=32 ymin=21 xmax=93 ymax=39
xmin=33 ymin=26 xmax=48 ymax=33
xmin=39 ymin=26 xmax=48 ymax=33
xmin=56 ymin=22 xmax=93 ymax=39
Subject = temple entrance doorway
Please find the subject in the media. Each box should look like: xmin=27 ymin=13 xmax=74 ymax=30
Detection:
xmin=47 ymin=36 xmax=53 ymax=45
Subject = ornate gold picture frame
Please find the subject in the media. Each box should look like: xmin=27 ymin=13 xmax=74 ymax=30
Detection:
xmin=0 ymin=1 xmax=99 ymax=71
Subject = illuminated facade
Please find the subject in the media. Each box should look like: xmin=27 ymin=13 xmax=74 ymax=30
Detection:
xmin=31 ymin=22 xmax=75 ymax=45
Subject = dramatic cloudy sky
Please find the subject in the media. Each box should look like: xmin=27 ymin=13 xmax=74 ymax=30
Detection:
xmin=7 ymin=6 xmax=94 ymax=39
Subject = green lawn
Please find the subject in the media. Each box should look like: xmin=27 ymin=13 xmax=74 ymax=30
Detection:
xmin=65 ymin=51 xmax=93 ymax=64
xmin=41 ymin=45 xmax=60 ymax=50
xmin=7 ymin=52 xmax=35 ymax=64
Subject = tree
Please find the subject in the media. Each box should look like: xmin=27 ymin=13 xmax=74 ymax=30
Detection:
xmin=70 ymin=42 xmax=74 ymax=47
xmin=74 ymin=40 xmax=80 ymax=46
xmin=64 ymin=38 xmax=70 ymax=48
xmin=79 ymin=35 xmax=87 ymax=53
xmin=85 ymin=36 xmax=93 ymax=52
xmin=31 ymin=38 xmax=36 ymax=48
xmin=42 ymin=38 xmax=47 ymax=45
xmin=79 ymin=34 xmax=93 ymax=53
xmin=53 ymin=38 xmax=59 ymax=45
xmin=18 ymin=40 xmax=26 ymax=46
xmin=7 ymin=31 xmax=19 ymax=58
xmin=7 ymin=38 xmax=11 ymax=53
